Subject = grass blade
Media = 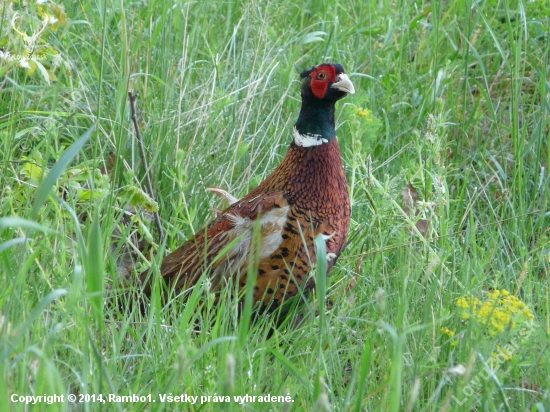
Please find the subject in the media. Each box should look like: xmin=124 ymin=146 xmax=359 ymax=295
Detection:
xmin=30 ymin=124 xmax=95 ymax=220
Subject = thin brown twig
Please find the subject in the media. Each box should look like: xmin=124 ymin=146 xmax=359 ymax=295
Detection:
xmin=128 ymin=91 xmax=165 ymax=244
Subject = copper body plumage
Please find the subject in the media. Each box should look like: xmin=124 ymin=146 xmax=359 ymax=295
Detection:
xmin=141 ymin=63 xmax=354 ymax=312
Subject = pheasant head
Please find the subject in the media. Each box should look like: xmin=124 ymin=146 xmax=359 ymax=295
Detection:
xmin=294 ymin=63 xmax=355 ymax=147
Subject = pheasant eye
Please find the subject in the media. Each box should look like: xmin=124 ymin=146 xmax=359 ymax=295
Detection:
xmin=317 ymin=71 xmax=326 ymax=80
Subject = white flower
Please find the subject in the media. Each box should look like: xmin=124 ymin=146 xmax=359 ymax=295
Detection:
xmin=51 ymin=53 xmax=63 ymax=70
xmin=19 ymin=58 xmax=31 ymax=69
xmin=447 ymin=364 xmax=466 ymax=377
xmin=47 ymin=15 xmax=59 ymax=25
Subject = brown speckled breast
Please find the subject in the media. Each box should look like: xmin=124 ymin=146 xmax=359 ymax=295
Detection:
xmin=236 ymin=137 xmax=350 ymax=309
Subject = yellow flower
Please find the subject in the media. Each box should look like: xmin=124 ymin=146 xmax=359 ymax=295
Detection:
xmin=440 ymin=327 xmax=455 ymax=337
xmin=455 ymin=289 xmax=534 ymax=336
xmin=440 ymin=327 xmax=458 ymax=347
xmin=355 ymin=108 xmax=371 ymax=118
xmin=524 ymin=309 xmax=534 ymax=320
xmin=456 ymin=297 xmax=469 ymax=308
xmin=487 ymin=289 xmax=500 ymax=300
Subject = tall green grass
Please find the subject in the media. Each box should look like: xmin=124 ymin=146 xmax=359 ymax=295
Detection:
xmin=1 ymin=0 xmax=548 ymax=411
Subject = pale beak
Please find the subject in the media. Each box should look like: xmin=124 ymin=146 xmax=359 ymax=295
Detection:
xmin=331 ymin=73 xmax=355 ymax=94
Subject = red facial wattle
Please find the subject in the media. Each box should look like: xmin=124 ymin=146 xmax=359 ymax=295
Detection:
xmin=309 ymin=65 xmax=337 ymax=99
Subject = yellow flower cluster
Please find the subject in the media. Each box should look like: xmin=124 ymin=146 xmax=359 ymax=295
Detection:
xmin=440 ymin=326 xmax=455 ymax=337
xmin=354 ymin=107 xmax=375 ymax=123
xmin=456 ymin=289 xmax=534 ymax=336
xmin=440 ymin=326 xmax=458 ymax=346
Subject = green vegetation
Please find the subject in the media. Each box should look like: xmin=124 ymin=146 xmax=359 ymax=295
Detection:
xmin=1 ymin=0 xmax=548 ymax=410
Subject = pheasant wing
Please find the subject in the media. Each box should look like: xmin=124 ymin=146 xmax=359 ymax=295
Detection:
xmin=141 ymin=191 xmax=289 ymax=297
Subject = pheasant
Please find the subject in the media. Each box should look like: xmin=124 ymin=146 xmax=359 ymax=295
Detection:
xmin=141 ymin=63 xmax=354 ymax=313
